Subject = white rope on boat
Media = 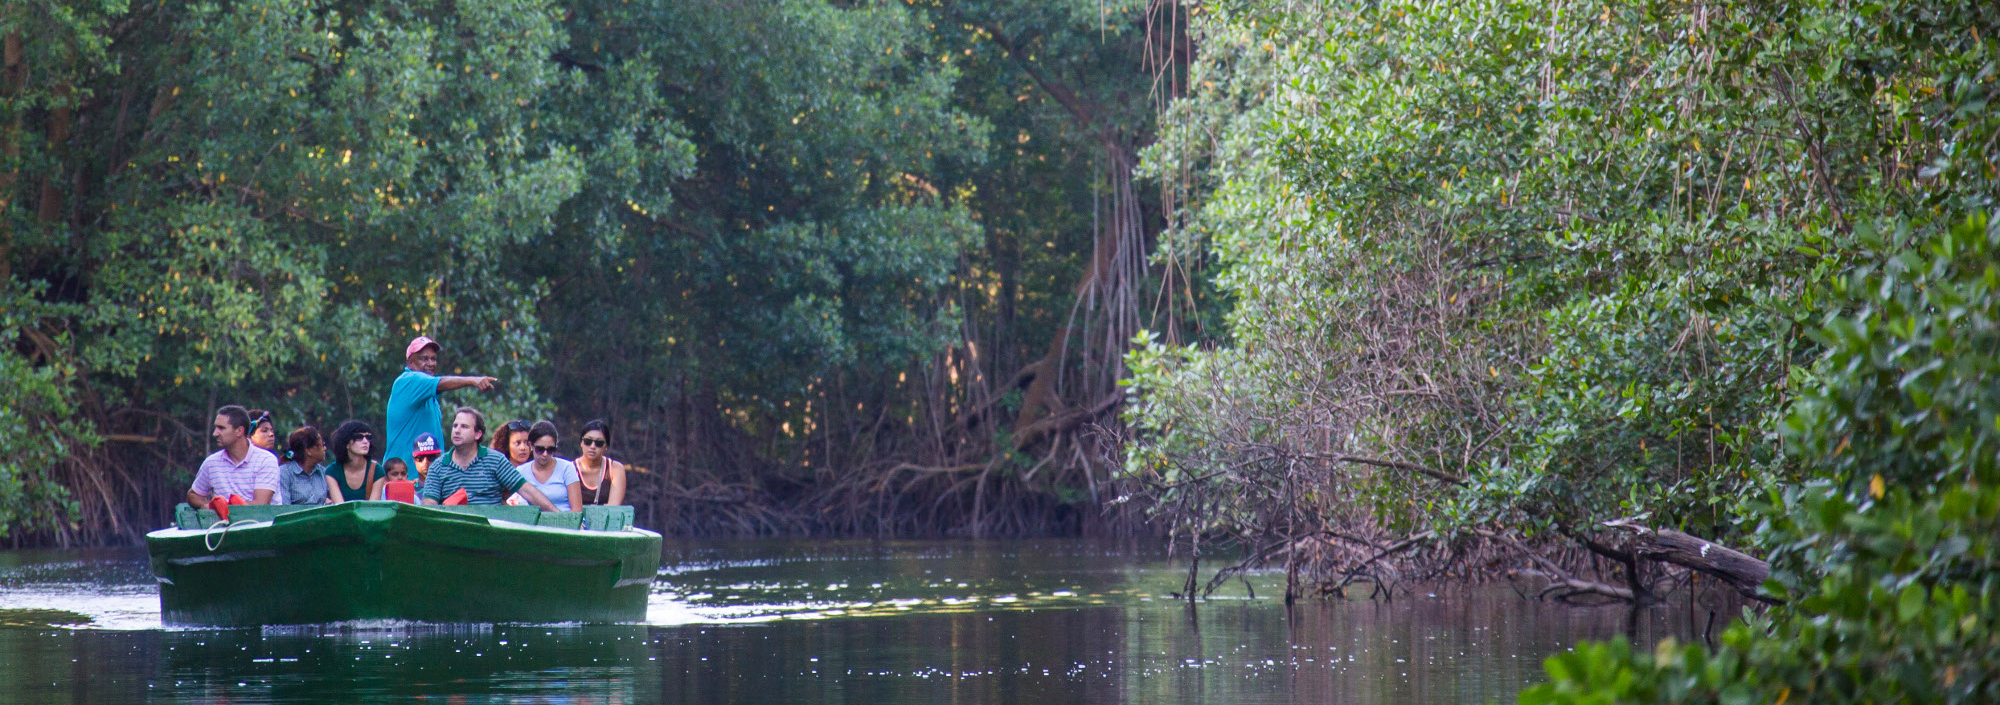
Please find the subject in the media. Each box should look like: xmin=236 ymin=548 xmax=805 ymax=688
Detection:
xmin=203 ymin=518 xmax=235 ymax=552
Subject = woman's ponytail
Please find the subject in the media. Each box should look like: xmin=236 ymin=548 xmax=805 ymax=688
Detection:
xmin=285 ymin=426 xmax=323 ymax=465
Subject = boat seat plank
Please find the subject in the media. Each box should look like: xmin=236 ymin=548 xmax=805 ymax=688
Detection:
xmin=228 ymin=505 xmax=314 ymax=524
xmin=536 ymin=512 xmax=585 ymax=530
xmin=582 ymin=506 xmax=634 ymax=531
xmin=433 ymin=505 xmax=544 ymax=524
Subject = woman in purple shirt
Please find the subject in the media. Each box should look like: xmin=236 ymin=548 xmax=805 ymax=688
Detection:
xmin=515 ymin=421 xmax=583 ymax=512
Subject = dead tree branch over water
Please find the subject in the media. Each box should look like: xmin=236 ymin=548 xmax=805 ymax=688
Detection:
xmin=1131 ymin=424 xmax=1775 ymax=606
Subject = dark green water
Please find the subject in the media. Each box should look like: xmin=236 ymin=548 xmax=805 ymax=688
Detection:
xmin=0 ymin=540 xmax=1730 ymax=703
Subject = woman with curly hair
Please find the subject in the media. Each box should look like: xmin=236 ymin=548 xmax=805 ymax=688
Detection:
xmin=490 ymin=419 xmax=533 ymax=466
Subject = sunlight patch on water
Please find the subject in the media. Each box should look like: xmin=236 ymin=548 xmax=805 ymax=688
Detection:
xmin=642 ymin=586 xmax=1149 ymax=626
xmin=644 ymin=596 xmax=727 ymax=625
xmin=654 ymin=558 xmax=779 ymax=576
xmin=0 ymin=590 xmax=162 ymax=630
xmin=259 ymin=621 xmax=499 ymax=638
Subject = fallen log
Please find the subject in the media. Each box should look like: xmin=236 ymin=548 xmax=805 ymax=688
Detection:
xmin=1602 ymin=519 xmax=1777 ymax=603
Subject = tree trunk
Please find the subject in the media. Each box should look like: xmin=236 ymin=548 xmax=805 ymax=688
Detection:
xmin=38 ymin=81 xmax=70 ymax=224
xmin=2 ymin=30 xmax=24 ymax=279
xmin=1603 ymin=520 xmax=1776 ymax=602
xmin=975 ymin=21 xmax=1147 ymax=441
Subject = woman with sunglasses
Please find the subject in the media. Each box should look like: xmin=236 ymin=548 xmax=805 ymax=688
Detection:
xmin=490 ymin=419 xmax=534 ymax=466
xmin=574 ymin=418 xmax=626 ymax=506
xmin=324 ymin=420 xmax=382 ymax=504
xmin=514 ymin=421 xmax=583 ymax=512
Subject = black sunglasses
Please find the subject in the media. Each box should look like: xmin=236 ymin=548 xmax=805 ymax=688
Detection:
xmin=533 ymin=444 xmax=560 ymax=455
xmin=579 ymin=438 xmax=606 ymax=447
xmin=506 ymin=420 xmax=532 ymax=432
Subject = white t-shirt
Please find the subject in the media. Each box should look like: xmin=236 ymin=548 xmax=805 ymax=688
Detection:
xmin=513 ymin=458 xmax=580 ymax=512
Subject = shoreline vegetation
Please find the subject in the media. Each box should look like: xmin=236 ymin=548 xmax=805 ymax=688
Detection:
xmin=1124 ymin=0 xmax=1996 ymax=701
xmin=5 ymin=0 xmax=1997 ymax=700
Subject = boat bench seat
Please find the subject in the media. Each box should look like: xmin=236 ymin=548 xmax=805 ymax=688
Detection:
xmin=173 ymin=503 xmax=637 ymax=531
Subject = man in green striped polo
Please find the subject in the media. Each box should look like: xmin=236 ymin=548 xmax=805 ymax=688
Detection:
xmin=422 ymin=406 xmax=560 ymax=511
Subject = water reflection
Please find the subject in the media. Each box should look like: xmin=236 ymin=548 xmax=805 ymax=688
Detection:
xmin=169 ymin=623 xmax=647 ymax=703
xmin=0 ymin=623 xmax=648 ymax=704
xmin=0 ymin=540 xmax=1736 ymax=704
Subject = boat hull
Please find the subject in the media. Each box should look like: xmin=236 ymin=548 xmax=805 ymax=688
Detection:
xmin=147 ymin=502 xmax=661 ymax=627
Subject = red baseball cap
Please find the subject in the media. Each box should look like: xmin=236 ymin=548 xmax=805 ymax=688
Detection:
xmin=405 ymin=336 xmax=440 ymax=360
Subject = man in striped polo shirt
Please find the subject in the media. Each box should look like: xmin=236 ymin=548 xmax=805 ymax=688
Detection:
xmin=422 ymin=406 xmax=560 ymax=511
xmin=186 ymin=405 xmax=281 ymax=507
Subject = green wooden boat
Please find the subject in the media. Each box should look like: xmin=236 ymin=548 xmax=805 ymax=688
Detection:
xmin=147 ymin=501 xmax=661 ymax=627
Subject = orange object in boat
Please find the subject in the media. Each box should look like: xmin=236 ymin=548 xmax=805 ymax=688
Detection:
xmin=383 ymin=480 xmax=417 ymax=504
xmin=443 ymin=488 xmax=469 ymax=506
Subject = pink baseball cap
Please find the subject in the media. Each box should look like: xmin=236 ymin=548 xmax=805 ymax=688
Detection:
xmin=405 ymin=336 xmax=440 ymax=360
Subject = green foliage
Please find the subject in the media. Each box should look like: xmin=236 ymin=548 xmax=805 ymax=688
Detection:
xmin=1129 ymin=0 xmax=1997 ymax=551
xmin=1 ymin=0 xmax=1010 ymax=538
xmin=1528 ymin=476 xmax=1998 ymax=704
xmin=1134 ymin=0 xmax=2000 ymax=695
xmin=940 ymin=0 xmax=1173 ymax=358
xmin=1526 ymin=211 xmax=2000 ymax=704
xmin=1519 ymin=0 xmax=2000 ymax=696
xmin=538 ymin=0 xmax=985 ymax=444
xmin=68 ymin=0 xmax=577 ymax=418
xmin=9 ymin=0 xmax=1186 ymax=540
xmin=8 ymin=0 xmax=585 ymax=535
xmin=0 ymin=300 xmax=88 ymax=538
xmin=1787 ymin=217 xmax=2000 ymax=495
xmin=1125 ymin=1 xmax=1416 ymax=543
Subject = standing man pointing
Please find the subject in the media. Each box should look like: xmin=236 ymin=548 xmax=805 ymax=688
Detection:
xmin=385 ymin=336 xmax=499 ymax=471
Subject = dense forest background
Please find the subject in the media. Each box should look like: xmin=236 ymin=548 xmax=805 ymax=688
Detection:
xmin=1122 ymin=0 xmax=1995 ymax=701
xmin=2 ymin=0 xmax=1199 ymax=544
xmin=6 ymin=0 xmax=1997 ymax=700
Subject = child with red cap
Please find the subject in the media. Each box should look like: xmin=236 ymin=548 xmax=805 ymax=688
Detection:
xmin=409 ymin=431 xmax=442 ymax=497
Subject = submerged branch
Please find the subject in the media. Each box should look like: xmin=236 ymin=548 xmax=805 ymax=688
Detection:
xmin=1510 ymin=569 xmax=1637 ymax=603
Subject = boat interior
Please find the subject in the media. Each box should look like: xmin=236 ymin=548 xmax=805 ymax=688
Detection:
xmin=172 ymin=503 xmax=638 ymax=532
